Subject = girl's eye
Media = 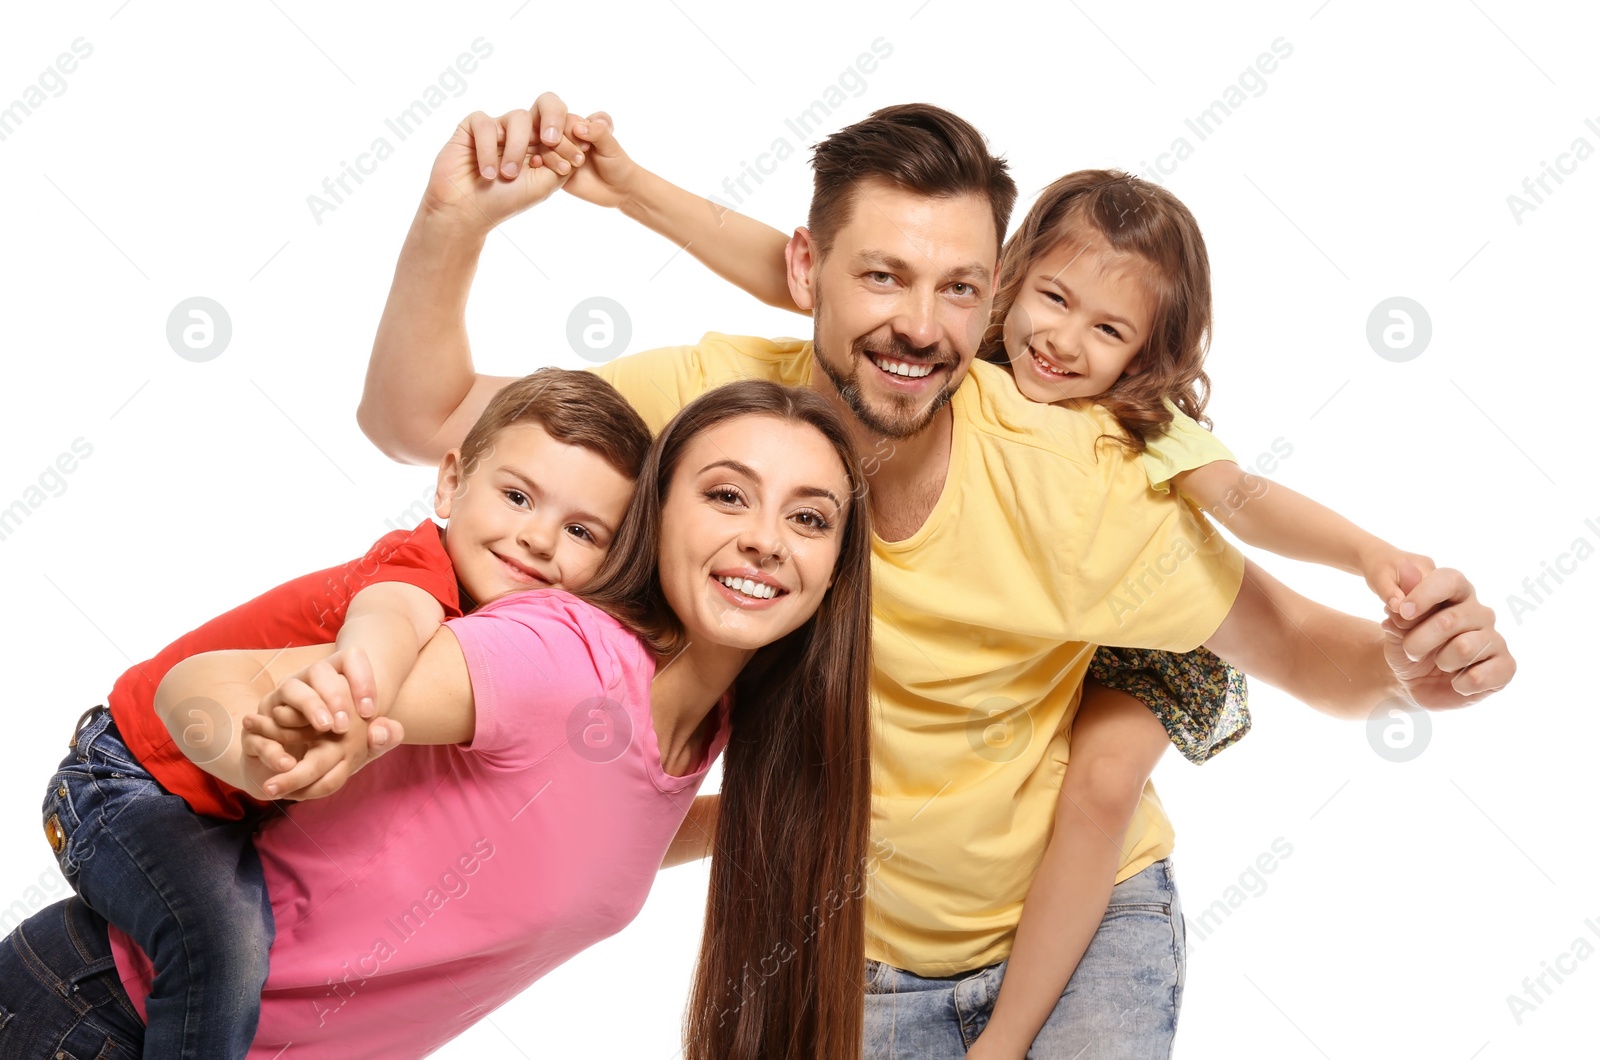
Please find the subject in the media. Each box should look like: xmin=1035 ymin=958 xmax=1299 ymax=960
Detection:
xmin=505 ymin=489 xmax=529 ymax=507
xmin=706 ymin=487 xmax=744 ymax=506
xmin=1042 ymin=289 xmax=1065 ymax=305
xmin=1098 ymin=323 xmax=1123 ymax=340
xmin=566 ymin=524 xmax=594 ymax=543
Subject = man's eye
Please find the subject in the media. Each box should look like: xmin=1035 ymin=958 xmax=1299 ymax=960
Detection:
xmin=867 ymin=271 xmax=893 ymax=285
xmin=951 ymin=283 xmax=976 ymax=297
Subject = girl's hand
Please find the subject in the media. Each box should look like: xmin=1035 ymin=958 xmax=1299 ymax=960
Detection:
xmin=558 ymin=111 xmax=643 ymax=210
xmin=421 ymin=94 xmax=588 ymax=231
xmin=1362 ymin=545 xmax=1437 ymax=612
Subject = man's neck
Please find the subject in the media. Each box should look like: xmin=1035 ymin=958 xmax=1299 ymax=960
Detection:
xmin=805 ymin=353 xmax=955 ymax=542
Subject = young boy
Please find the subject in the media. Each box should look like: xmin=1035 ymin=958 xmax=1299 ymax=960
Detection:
xmin=40 ymin=368 xmax=650 ymax=1059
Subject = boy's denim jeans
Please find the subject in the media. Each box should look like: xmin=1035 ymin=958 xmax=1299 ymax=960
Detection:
xmin=863 ymin=858 xmax=1186 ymax=1059
xmin=38 ymin=706 xmax=274 ymax=1059
xmin=0 ymin=896 xmax=145 ymax=1057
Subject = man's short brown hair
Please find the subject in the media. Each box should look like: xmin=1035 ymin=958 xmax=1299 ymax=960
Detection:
xmin=458 ymin=368 xmax=651 ymax=481
xmin=807 ymin=103 xmax=1017 ymax=259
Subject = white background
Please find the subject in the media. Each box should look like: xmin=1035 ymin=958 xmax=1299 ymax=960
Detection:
xmin=1 ymin=1 xmax=1594 ymax=1057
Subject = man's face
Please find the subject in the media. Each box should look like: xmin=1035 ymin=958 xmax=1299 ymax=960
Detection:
xmin=794 ymin=178 xmax=998 ymax=440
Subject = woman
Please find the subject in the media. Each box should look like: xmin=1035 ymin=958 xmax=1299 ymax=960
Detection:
xmin=0 ymin=380 xmax=874 ymax=1060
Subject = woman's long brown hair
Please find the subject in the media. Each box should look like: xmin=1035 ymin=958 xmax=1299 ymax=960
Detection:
xmin=578 ymin=380 xmax=874 ymax=1060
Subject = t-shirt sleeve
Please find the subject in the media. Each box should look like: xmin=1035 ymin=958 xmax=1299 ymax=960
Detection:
xmin=347 ymin=525 xmax=465 ymax=618
xmin=1138 ymin=402 xmax=1236 ymax=493
xmin=590 ymin=341 xmax=708 ymax=434
xmin=1065 ymin=435 xmax=1245 ymax=651
xmin=445 ymin=591 xmax=621 ymax=769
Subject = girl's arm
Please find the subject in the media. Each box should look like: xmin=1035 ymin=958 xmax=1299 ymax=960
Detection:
xmin=562 ymin=112 xmax=802 ymax=314
xmin=965 ymin=683 xmax=1171 ymax=1060
xmin=1175 ymin=460 xmax=1434 ymax=607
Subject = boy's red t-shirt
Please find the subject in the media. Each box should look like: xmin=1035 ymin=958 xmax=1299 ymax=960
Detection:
xmin=106 ymin=521 xmax=466 ymax=820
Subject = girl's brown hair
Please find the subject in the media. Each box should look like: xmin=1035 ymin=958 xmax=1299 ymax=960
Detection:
xmin=980 ymin=169 xmax=1215 ymax=453
xmin=577 ymin=380 xmax=873 ymax=1060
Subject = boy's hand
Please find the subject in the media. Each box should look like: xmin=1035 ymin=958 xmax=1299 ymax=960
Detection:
xmin=258 ymin=648 xmax=377 ymax=735
xmin=1362 ymin=546 xmax=1437 ymax=612
xmin=241 ymin=712 xmax=406 ymax=801
xmin=422 ymin=94 xmax=589 ymax=231
xmin=559 ymin=111 xmax=643 ymax=210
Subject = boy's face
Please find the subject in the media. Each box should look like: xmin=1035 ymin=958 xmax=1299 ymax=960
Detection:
xmin=435 ymin=423 xmax=635 ymax=605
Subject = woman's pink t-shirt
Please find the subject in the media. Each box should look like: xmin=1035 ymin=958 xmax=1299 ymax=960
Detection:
xmin=109 ymin=589 xmax=730 ymax=1058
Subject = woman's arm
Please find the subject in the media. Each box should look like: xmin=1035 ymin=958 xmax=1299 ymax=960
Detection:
xmin=966 ymin=684 xmax=1170 ymax=1060
xmin=661 ymin=793 xmax=722 ymax=869
xmin=1175 ymin=460 xmax=1433 ymax=606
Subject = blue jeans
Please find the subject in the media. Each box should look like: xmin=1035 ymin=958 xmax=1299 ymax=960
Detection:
xmin=39 ymin=707 xmax=273 ymax=1059
xmin=863 ymin=858 xmax=1186 ymax=1058
xmin=0 ymin=896 xmax=144 ymax=1057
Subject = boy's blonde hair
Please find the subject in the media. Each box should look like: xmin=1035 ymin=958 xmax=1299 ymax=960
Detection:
xmin=980 ymin=170 xmax=1215 ymax=454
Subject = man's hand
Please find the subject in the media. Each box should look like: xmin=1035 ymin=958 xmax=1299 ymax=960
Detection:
xmin=1383 ymin=563 xmax=1514 ymax=709
xmin=421 ymin=93 xmax=589 ymax=232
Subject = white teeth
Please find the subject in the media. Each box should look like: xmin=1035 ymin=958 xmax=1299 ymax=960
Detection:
xmin=872 ymin=355 xmax=933 ymax=378
xmin=1031 ymin=348 xmax=1074 ymax=377
xmin=719 ymin=575 xmax=777 ymax=600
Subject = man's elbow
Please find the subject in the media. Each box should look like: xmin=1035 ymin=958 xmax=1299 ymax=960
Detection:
xmin=356 ymin=398 xmax=430 ymax=465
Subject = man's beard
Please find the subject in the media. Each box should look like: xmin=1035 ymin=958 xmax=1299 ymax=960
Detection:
xmin=812 ymin=293 xmax=957 ymax=441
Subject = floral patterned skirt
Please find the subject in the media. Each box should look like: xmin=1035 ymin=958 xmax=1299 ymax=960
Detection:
xmin=1087 ymin=645 xmax=1250 ymax=764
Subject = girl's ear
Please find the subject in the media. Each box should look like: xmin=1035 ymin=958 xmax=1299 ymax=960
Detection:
xmin=1121 ymin=353 xmax=1147 ymax=378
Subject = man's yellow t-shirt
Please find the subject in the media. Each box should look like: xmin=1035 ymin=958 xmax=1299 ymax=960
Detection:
xmin=595 ymin=334 xmax=1245 ymax=976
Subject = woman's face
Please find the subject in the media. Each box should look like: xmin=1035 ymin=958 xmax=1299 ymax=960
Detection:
xmin=656 ymin=414 xmax=853 ymax=653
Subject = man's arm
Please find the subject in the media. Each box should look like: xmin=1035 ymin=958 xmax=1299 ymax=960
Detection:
xmin=358 ymin=97 xmax=585 ymax=465
xmin=1203 ymin=559 xmax=1514 ymax=718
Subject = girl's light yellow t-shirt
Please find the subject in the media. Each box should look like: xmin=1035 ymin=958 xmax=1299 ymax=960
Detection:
xmin=597 ymin=335 xmax=1244 ymax=976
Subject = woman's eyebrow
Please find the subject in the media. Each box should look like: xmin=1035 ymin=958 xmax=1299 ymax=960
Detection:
xmin=700 ymin=459 xmax=842 ymax=509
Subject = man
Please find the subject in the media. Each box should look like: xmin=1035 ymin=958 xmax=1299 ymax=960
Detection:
xmin=358 ymin=94 xmax=1514 ymax=1057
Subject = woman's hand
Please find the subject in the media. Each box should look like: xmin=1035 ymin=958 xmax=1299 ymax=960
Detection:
xmin=1383 ymin=563 xmax=1514 ymax=708
xmin=421 ymin=93 xmax=590 ymax=232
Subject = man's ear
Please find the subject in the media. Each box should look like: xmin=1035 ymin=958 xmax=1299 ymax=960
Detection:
xmin=435 ymin=451 xmax=464 ymax=519
xmin=786 ymin=227 xmax=819 ymax=313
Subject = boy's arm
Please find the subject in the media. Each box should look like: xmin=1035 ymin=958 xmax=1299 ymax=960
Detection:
xmin=661 ymin=793 xmax=721 ymax=869
xmin=155 ymin=643 xmax=365 ymax=799
xmin=334 ymin=582 xmax=447 ymax=723
xmin=1175 ymin=460 xmax=1433 ymax=606
xmin=967 ymin=684 xmax=1170 ymax=1060
xmin=561 ymin=112 xmax=800 ymax=313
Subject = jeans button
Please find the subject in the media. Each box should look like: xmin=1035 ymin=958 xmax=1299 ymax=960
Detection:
xmin=44 ymin=815 xmax=66 ymax=854
xmin=57 ymin=784 xmax=68 ymax=798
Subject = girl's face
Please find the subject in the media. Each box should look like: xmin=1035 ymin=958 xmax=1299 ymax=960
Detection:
xmin=1001 ymin=238 xmax=1157 ymax=405
xmin=656 ymin=414 xmax=852 ymax=655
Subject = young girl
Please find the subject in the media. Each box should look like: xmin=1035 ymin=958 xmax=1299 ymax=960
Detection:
xmin=540 ymin=114 xmax=1431 ymax=1056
